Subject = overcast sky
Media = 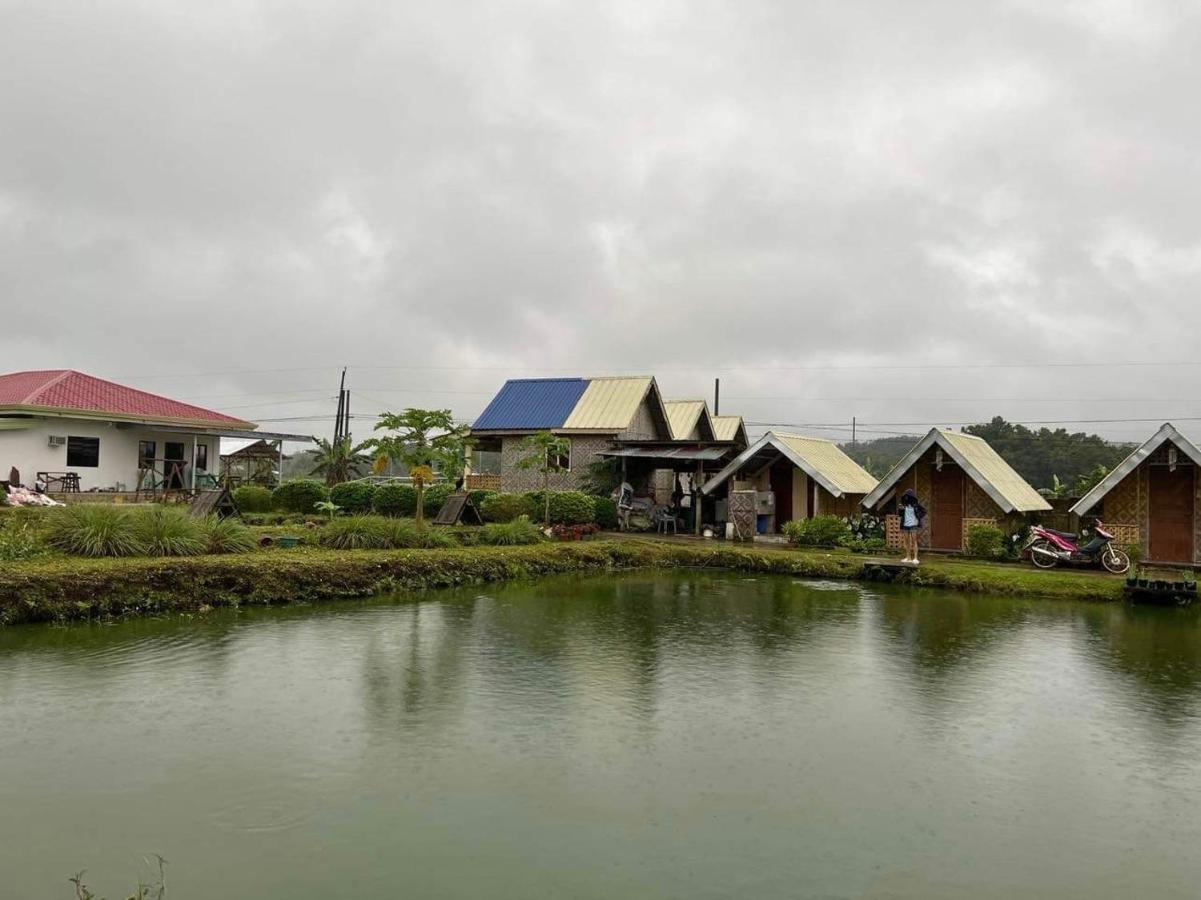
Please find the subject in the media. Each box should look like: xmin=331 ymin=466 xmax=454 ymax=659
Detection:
xmin=3 ymin=0 xmax=1201 ymax=444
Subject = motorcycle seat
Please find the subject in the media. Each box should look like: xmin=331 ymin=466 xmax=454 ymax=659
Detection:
xmin=1045 ymin=528 xmax=1078 ymax=542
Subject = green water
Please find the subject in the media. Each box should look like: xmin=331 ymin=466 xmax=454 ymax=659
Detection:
xmin=3 ymin=573 xmax=1201 ymax=899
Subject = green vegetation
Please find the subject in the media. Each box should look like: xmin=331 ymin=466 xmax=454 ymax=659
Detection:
xmin=133 ymin=507 xmax=206 ymax=557
xmin=232 ymin=485 xmax=273 ymax=513
xmin=594 ymin=496 xmax=619 ymax=530
xmin=965 ymin=523 xmax=1006 ymax=558
xmin=478 ymin=516 xmax=544 ymax=546
xmin=308 ymin=436 xmax=373 ymax=485
xmin=271 ymin=479 xmax=329 ymax=514
xmin=371 ymin=482 xmax=415 ymax=517
xmin=480 ymin=492 xmax=535 ymax=523
xmin=46 ymin=505 xmax=144 ymax=558
xmin=199 ymin=517 xmax=258 ymax=554
xmin=782 ymin=515 xmax=850 ymax=547
xmin=368 ymin=408 xmax=472 ymax=526
xmin=317 ymin=514 xmax=392 ymax=549
xmin=0 ymin=539 xmax=1134 ymax=626
xmin=0 ymin=522 xmax=50 ymax=561
xmin=329 ymin=479 xmax=376 ymax=513
xmin=515 ymin=431 xmax=572 ymax=525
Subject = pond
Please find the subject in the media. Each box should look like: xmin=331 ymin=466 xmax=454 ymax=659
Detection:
xmin=3 ymin=572 xmax=1201 ymax=899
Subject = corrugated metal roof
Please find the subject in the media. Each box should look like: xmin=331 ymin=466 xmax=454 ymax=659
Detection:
xmin=562 ymin=377 xmax=655 ymax=431
xmin=711 ymin=415 xmax=748 ymax=445
xmin=702 ymin=431 xmax=877 ymax=497
xmin=863 ymin=428 xmax=1051 ymax=513
xmin=471 ymin=378 xmax=589 ymax=430
xmin=664 ymin=400 xmax=714 ymax=440
xmin=599 ymin=445 xmax=729 ymax=461
xmin=939 ymin=430 xmax=1050 ymax=513
xmin=774 ymin=433 xmax=880 ymax=495
xmin=1072 ymin=423 xmax=1201 ymax=515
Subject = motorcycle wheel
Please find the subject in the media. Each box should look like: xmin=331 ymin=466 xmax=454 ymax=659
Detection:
xmin=1102 ymin=547 xmax=1131 ymax=575
xmin=1030 ymin=539 xmax=1059 ymax=569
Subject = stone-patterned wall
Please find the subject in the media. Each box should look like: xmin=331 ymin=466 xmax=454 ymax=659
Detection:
xmin=618 ymin=397 xmax=664 ymax=441
xmin=498 ymin=435 xmax=613 ymax=492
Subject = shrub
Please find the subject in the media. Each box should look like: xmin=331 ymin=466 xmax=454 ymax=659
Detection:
xmin=521 ymin=492 xmax=595 ymax=526
xmin=317 ymin=515 xmax=392 ymax=550
xmin=480 ymin=492 xmax=534 ymax=523
xmin=133 ymin=507 xmax=207 ymax=557
xmin=45 ymin=505 xmax=143 ymax=557
xmin=782 ymin=515 xmax=851 ymax=547
xmin=329 ymin=480 xmax=377 ymax=513
xmin=199 ymin=516 xmax=258 ymax=554
xmin=372 ymin=483 xmax=417 ymax=518
xmin=233 ymin=485 xmax=274 ymax=513
xmin=241 ymin=512 xmax=311 ymax=526
xmin=0 ymin=522 xmax=50 ymax=561
xmin=385 ymin=519 xmax=458 ymax=549
xmin=551 ymin=523 xmax=599 ymax=541
xmin=965 ymin=524 xmax=1006 ymax=558
xmin=422 ymin=483 xmax=454 ymax=517
xmin=593 ymin=497 xmax=618 ymax=530
xmin=478 ymin=516 xmax=544 ymax=546
xmin=468 ymin=490 xmax=497 ymax=511
xmin=272 ymin=480 xmax=329 ymax=514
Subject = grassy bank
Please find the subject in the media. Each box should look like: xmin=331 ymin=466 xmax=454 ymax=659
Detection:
xmin=0 ymin=539 xmax=1129 ymax=626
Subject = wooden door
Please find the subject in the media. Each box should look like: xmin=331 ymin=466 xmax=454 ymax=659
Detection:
xmin=1149 ymin=465 xmax=1195 ymax=562
xmin=769 ymin=458 xmax=793 ymax=527
xmin=930 ymin=465 xmax=964 ymax=550
xmin=807 ymin=477 xmax=817 ymax=519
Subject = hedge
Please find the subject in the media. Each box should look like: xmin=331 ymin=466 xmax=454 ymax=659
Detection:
xmin=373 ymin=483 xmax=416 ymax=517
xmin=272 ymin=480 xmax=329 ymax=514
xmin=329 ymin=480 xmax=377 ymax=513
xmin=232 ymin=485 xmax=274 ymax=513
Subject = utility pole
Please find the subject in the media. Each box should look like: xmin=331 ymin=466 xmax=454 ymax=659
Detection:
xmin=852 ymin=416 xmax=857 ymax=446
xmin=334 ymin=367 xmax=347 ymax=444
xmin=714 ymin=378 xmax=720 ymax=416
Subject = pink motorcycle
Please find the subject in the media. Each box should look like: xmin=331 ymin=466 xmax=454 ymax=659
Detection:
xmin=1024 ymin=520 xmax=1130 ymax=574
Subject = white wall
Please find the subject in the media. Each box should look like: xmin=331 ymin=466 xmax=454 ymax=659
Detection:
xmin=0 ymin=418 xmax=222 ymax=491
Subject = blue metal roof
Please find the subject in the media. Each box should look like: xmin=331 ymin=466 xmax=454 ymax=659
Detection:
xmin=472 ymin=378 xmax=590 ymax=430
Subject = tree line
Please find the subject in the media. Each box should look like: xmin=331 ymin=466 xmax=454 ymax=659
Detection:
xmin=840 ymin=416 xmax=1134 ymax=495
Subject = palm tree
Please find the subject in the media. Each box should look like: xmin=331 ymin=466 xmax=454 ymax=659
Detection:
xmin=309 ymin=436 xmax=373 ymax=486
xmin=516 ymin=431 xmax=571 ymax=526
xmin=368 ymin=409 xmax=472 ymax=525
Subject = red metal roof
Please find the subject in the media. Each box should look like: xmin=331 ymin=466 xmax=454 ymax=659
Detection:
xmin=0 ymin=370 xmax=254 ymax=427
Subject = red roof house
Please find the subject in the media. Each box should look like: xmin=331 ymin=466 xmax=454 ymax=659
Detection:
xmin=0 ymin=370 xmax=254 ymax=429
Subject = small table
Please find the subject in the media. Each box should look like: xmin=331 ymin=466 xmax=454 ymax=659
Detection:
xmin=38 ymin=472 xmax=81 ymax=493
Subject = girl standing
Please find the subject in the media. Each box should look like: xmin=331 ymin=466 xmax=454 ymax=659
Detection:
xmin=899 ymin=488 xmax=926 ymax=564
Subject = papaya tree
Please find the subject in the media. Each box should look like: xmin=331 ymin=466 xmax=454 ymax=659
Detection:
xmin=367 ymin=409 xmax=471 ymax=525
xmin=515 ymin=431 xmax=571 ymax=526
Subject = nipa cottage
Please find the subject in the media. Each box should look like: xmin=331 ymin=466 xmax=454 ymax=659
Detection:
xmin=1071 ymin=422 xmax=1201 ymax=565
xmin=861 ymin=428 xmax=1050 ymax=552
xmin=701 ymin=432 xmax=877 ymax=535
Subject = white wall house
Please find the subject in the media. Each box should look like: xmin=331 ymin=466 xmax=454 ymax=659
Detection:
xmin=0 ymin=370 xmax=307 ymax=493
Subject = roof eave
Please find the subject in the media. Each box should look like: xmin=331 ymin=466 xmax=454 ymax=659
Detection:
xmin=0 ymin=404 xmax=256 ymax=431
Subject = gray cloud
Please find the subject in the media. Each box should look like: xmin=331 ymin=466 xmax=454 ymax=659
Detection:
xmin=3 ymin=0 xmax=1201 ymax=443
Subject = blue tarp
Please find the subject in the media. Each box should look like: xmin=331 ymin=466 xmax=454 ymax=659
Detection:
xmin=472 ymin=378 xmax=589 ymax=430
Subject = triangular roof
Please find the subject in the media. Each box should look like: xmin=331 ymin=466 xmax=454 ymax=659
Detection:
xmin=1071 ymin=423 xmax=1201 ymax=516
xmin=561 ymin=376 xmax=667 ymax=432
xmin=471 ymin=378 xmax=589 ymax=431
xmin=863 ymin=428 xmax=1050 ymax=514
xmin=702 ymin=431 xmax=878 ymax=498
xmin=663 ymin=399 xmax=716 ymax=441
xmin=711 ymin=415 xmax=749 ymax=446
xmin=0 ymin=369 xmax=254 ymax=429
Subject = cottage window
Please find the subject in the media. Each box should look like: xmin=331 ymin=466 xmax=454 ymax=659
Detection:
xmin=66 ymin=436 xmax=100 ymax=468
xmin=196 ymin=444 xmax=208 ymax=471
xmin=138 ymin=441 xmax=156 ymax=470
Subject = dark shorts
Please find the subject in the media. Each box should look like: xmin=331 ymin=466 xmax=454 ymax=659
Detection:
xmin=901 ymin=523 xmax=919 ymax=532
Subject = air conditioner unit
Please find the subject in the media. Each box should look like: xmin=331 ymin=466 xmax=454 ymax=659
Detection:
xmin=48 ymin=435 xmax=66 ymax=448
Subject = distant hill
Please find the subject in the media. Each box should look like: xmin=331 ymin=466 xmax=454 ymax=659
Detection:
xmin=839 ymin=417 xmax=1136 ymax=492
